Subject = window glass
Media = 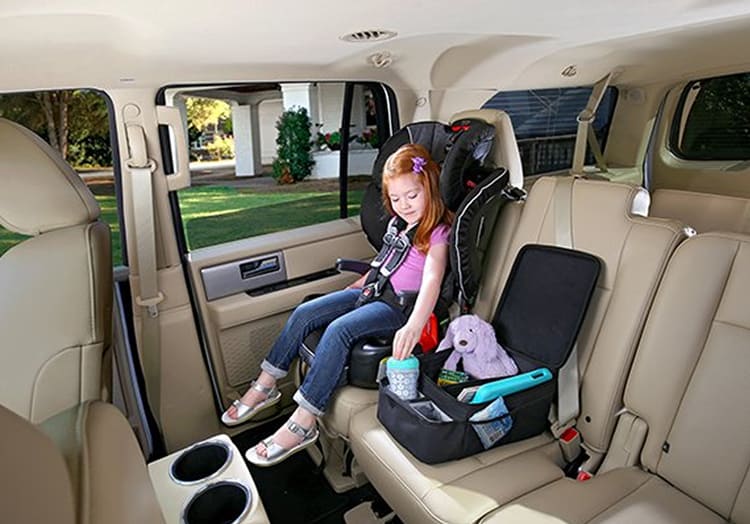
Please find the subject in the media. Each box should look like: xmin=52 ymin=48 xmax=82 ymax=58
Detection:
xmin=672 ymin=72 xmax=750 ymax=160
xmin=170 ymin=82 xmax=382 ymax=251
xmin=0 ymin=90 xmax=122 ymax=264
xmin=482 ymin=86 xmax=617 ymax=176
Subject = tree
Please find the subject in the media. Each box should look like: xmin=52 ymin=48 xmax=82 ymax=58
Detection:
xmin=185 ymin=97 xmax=232 ymax=137
xmin=0 ymin=90 xmax=110 ymax=166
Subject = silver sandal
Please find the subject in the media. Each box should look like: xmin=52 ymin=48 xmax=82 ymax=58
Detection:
xmin=245 ymin=419 xmax=319 ymax=467
xmin=220 ymin=380 xmax=281 ymax=427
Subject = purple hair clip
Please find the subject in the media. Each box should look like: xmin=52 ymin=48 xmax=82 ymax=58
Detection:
xmin=412 ymin=156 xmax=427 ymax=175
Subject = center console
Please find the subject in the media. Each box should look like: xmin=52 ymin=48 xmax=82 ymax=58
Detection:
xmin=148 ymin=434 xmax=269 ymax=524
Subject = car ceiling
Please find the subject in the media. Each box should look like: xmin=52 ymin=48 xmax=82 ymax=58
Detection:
xmin=2 ymin=0 xmax=750 ymax=92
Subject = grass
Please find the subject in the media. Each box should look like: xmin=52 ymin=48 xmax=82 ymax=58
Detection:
xmin=179 ymin=185 xmax=364 ymax=250
xmin=0 ymin=182 xmax=364 ymax=261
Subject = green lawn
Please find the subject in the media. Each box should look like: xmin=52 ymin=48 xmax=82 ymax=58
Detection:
xmin=0 ymin=185 xmax=364 ymax=261
xmin=179 ymin=186 xmax=364 ymax=250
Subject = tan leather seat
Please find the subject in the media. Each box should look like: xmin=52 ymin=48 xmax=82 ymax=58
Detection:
xmin=482 ymin=232 xmax=750 ymax=523
xmin=0 ymin=118 xmax=112 ymax=424
xmin=350 ymin=177 xmax=689 ymax=523
xmin=0 ymin=402 xmax=76 ymax=524
xmin=41 ymin=401 xmax=165 ymax=524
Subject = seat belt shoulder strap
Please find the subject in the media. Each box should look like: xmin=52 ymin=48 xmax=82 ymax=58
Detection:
xmin=125 ymin=123 xmax=164 ymax=421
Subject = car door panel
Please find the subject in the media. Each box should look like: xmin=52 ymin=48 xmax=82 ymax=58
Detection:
xmin=186 ymin=217 xmax=373 ymax=413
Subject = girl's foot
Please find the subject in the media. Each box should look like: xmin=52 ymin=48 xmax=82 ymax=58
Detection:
xmin=221 ymin=374 xmax=281 ymax=426
xmin=255 ymin=408 xmax=316 ymax=458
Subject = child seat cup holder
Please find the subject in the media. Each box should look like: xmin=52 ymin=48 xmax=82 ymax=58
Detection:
xmin=148 ymin=434 xmax=270 ymax=523
xmin=181 ymin=480 xmax=251 ymax=524
xmin=169 ymin=440 xmax=232 ymax=485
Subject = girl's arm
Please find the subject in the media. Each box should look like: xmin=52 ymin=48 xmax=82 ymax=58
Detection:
xmin=392 ymin=241 xmax=449 ymax=359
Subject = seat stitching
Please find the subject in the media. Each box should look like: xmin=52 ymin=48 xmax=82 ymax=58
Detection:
xmin=713 ymin=318 xmax=750 ymax=332
xmin=729 ymin=453 xmax=750 ymax=518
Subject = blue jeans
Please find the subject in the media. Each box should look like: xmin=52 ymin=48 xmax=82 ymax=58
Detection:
xmin=260 ymin=289 xmax=407 ymax=416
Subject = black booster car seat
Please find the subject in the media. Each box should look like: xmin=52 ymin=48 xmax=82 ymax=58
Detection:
xmin=299 ymin=111 xmax=525 ymax=388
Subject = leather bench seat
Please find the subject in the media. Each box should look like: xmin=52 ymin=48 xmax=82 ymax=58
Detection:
xmin=481 ymin=233 xmax=750 ymax=523
xmin=350 ymin=176 xmax=689 ymax=524
xmin=480 ymin=467 xmax=726 ymax=524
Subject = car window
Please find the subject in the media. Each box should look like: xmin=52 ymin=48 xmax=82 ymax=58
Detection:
xmin=166 ymin=82 xmax=383 ymax=251
xmin=671 ymin=72 xmax=750 ymax=161
xmin=482 ymin=86 xmax=618 ymax=176
xmin=0 ymin=90 xmax=123 ymax=264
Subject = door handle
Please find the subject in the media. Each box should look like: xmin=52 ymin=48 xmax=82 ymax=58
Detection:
xmin=240 ymin=257 xmax=280 ymax=279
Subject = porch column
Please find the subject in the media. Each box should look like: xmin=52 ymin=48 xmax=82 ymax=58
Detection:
xmin=231 ymin=102 xmax=263 ymax=177
xmin=280 ymin=82 xmax=320 ymax=131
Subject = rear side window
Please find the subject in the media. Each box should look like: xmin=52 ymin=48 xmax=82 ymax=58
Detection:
xmin=482 ymin=86 xmax=617 ymax=176
xmin=0 ymin=90 xmax=123 ymax=264
xmin=165 ymin=82 xmax=389 ymax=251
xmin=671 ymin=72 xmax=750 ymax=161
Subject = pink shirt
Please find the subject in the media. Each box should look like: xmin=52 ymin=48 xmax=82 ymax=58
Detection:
xmin=389 ymin=224 xmax=450 ymax=293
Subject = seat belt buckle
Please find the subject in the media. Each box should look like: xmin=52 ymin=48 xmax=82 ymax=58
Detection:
xmin=576 ymin=469 xmax=593 ymax=482
xmin=136 ymin=292 xmax=165 ymax=318
xmin=558 ymin=427 xmax=582 ymax=463
xmin=418 ymin=313 xmax=439 ymax=353
xmin=355 ymin=283 xmax=376 ymax=307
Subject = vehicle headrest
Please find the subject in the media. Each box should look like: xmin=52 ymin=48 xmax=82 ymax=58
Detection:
xmin=0 ymin=118 xmax=100 ymax=236
xmin=450 ymin=109 xmax=523 ymax=189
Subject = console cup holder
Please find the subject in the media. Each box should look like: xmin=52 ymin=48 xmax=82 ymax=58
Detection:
xmin=182 ymin=480 xmax=251 ymax=524
xmin=170 ymin=440 xmax=232 ymax=484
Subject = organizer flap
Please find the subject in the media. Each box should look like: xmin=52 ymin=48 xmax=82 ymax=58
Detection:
xmin=492 ymin=244 xmax=600 ymax=370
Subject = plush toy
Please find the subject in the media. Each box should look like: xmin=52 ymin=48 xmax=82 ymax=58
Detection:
xmin=437 ymin=314 xmax=519 ymax=379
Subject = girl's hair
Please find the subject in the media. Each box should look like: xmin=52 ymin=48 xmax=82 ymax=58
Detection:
xmin=381 ymin=143 xmax=453 ymax=254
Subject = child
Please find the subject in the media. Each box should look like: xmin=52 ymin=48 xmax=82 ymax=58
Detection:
xmin=225 ymin=143 xmax=452 ymax=466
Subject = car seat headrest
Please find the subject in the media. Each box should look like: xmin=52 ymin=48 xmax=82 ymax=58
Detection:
xmin=0 ymin=118 xmax=100 ymax=236
xmin=450 ymin=109 xmax=523 ymax=189
xmin=370 ymin=121 xmax=452 ymax=189
xmin=439 ymin=117 xmax=497 ymax=211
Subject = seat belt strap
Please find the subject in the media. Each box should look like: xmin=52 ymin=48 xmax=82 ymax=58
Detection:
xmin=571 ymin=73 xmax=612 ymax=176
xmin=125 ymin=123 xmax=165 ymax=421
xmin=552 ymin=177 xmax=580 ymax=435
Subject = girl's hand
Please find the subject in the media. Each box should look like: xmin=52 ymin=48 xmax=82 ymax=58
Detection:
xmin=347 ymin=274 xmax=368 ymax=290
xmin=392 ymin=322 xmax=422 ymax=360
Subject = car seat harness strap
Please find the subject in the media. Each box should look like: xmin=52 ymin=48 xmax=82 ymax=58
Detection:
xmin=356 ymin=217 xmax=418 ymax=312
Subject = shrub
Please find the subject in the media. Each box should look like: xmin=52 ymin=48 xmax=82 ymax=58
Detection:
xmin=272 ymin=107 xmax=314 ymax=183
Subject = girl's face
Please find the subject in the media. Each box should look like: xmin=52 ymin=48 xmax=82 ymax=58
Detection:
xmin=387 ymin=173 xmax=426 ymax=226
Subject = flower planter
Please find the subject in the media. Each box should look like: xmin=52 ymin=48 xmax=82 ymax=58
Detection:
xmin=311 ymin=149 xmax=378 ymax=179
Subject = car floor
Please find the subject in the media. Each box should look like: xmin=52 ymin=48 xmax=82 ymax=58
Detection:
xmin=232 ymin=418 xmax=378 ymax=523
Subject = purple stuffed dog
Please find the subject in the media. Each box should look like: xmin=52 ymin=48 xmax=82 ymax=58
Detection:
xmin=437 ymin=314 xmax=518 ymax=379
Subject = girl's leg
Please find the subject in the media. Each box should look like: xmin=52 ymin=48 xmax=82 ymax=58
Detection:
xmin=226 ymin=289 xmax=360 ymax=419
xmin=256 ymin=300 xmax=406 ymax=456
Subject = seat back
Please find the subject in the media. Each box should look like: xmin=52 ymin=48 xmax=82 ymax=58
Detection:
xmin=0 ymin=403 xmax=76 ymax=524
xmin=651 ymin=187 xmax=750 ymax=234
xmin=0 ymin=118 xmax=112 ymax=423
xmin=624 ymin=232 xmax=750 ymax=521
xmin=41 ymin=401 xmax=166 ymax=524
xmin=474 ymin=176 xmax=689 ymax=453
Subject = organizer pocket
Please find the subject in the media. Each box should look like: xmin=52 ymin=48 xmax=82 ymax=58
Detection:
xmin=377 ymin=374 xmax=555 ymax=464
